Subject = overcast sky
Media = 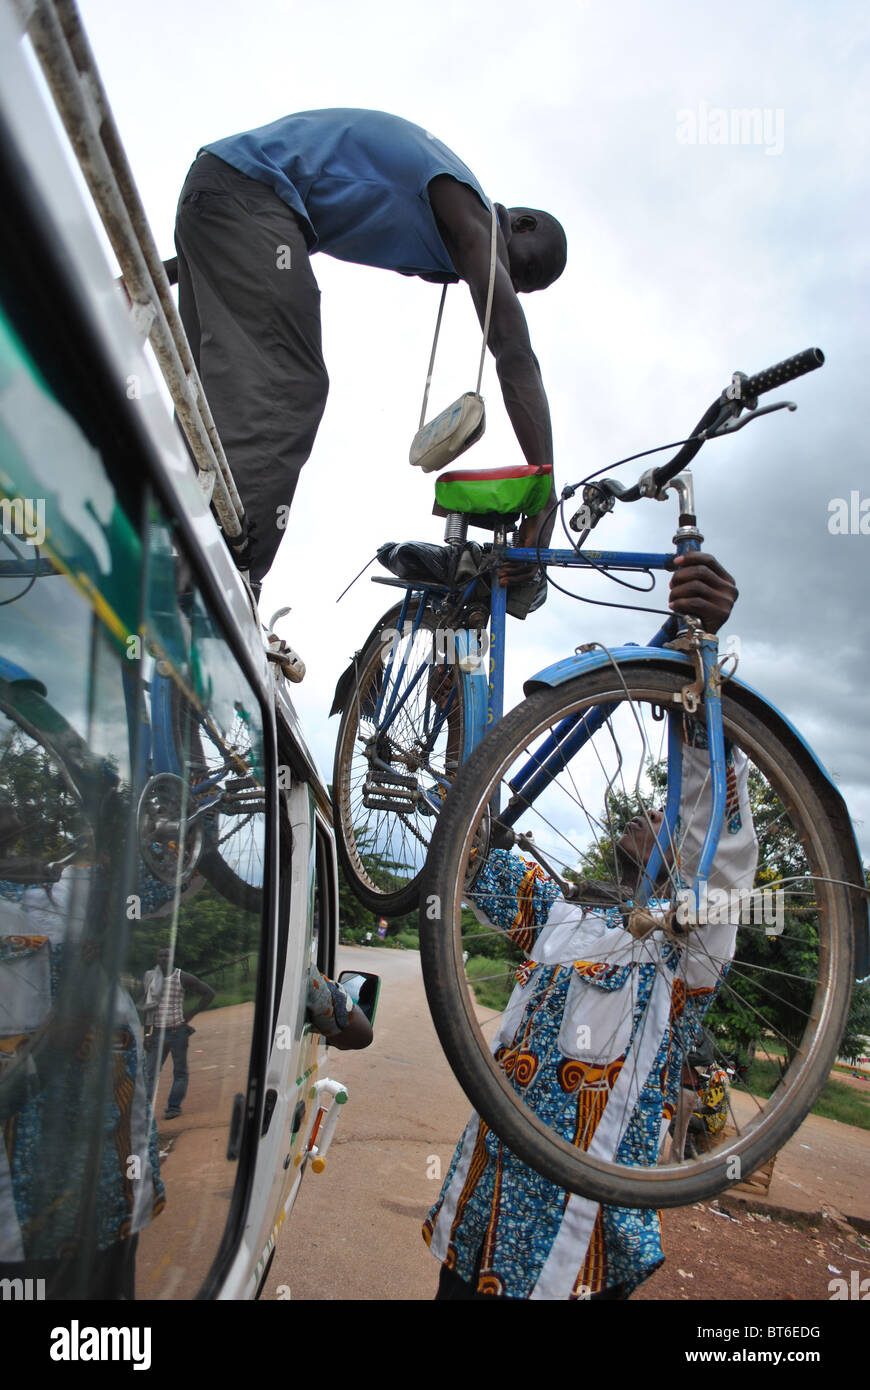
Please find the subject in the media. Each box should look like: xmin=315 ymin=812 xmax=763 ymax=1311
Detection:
xmin=72 ymin=0 xmax=870 ymax=854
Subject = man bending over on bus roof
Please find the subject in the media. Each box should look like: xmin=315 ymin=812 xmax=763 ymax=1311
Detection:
xmin=172 ymin=109 xmax=566 ymax=598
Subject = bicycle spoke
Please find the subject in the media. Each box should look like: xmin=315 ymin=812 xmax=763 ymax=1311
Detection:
xmin=335 ymin=605 xmax=465 ymax=910
xmin=421 ymin=665 xmax=854 ymax=1207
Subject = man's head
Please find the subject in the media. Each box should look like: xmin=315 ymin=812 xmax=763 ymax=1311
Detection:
xmin=614 ymin=810 xmax=673 ymax=890
xmin=156 ymin=945 xmax=174 ymax=973
xmin=504 ymin=207 xmax=567 ymax=293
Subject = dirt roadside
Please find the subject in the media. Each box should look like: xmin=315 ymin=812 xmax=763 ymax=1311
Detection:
xmin=634 ymin=1200 xmax=870 ymax=1301
xmin=265 ymin=946 xmax=870 ymax=1302
xmin=636 ymin=1097 xmax=870 ymax=1300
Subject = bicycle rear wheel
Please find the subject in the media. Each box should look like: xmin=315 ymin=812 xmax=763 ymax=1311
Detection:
xmin=420 ymin=664 xmax=857 ymax=1208
xmin=169 ymin=680 xmax=265 ymax=915
xmin=333 ymin=603 xmax=465 ymax=918
xmin=0 ymin=682 xmax=96 ymax=882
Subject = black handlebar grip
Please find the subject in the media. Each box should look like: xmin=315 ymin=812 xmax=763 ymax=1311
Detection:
xmin=742 ymin=347 xmax=824 ymax=399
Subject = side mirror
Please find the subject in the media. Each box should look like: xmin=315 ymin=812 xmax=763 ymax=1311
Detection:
xmin=338 ymin=970 xmax=380 ymax=1025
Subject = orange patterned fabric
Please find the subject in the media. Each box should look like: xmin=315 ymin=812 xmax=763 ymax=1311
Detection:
xmin=557 ymin=1055 xmax=625 ymax=1151
xmin=478 ymin=1142 xmax=505 ymax=1290
xmin=574 ymin=1209 xmax=607 ymax=1296
xmin=670 ymin=977 xmax=687 ymax=1019
xmin=496 ymin=1045 xmax=539 ymax=1089
xmin=508 ymin=864 xmax=548 ymax=954
xmin=446 ymin=1117 xmax=491 ymax=1253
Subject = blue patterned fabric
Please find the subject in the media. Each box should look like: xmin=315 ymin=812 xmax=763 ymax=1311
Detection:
xmin=1 ymin=884 xmax=166 ymax=1260
xmin=1 ymin=978 xmax=166 ymax=1258
xmin=306 ymin=966 xmax=352 ymax=1036
xmin=424 ymin=850 xmax=717 ymax=1299
xmin=470 ymin=852 xmax=561 ymax=930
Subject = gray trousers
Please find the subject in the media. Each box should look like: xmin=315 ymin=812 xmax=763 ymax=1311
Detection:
xmin=175 ymin=153 xmax=329 ymax=584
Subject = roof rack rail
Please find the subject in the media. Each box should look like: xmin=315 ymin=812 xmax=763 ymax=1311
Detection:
xmin=14 ymin=0 xmax=247 ymax=547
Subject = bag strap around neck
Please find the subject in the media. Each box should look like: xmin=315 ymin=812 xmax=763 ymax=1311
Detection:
xmin=418 ymin=200 xmax=499 ymax=430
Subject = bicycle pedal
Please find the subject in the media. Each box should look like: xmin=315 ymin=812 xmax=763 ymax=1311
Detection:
xmin=362 ymin=776 xmax=418 ymax=811
xmin=366 ymin=769 xmax=417 ymax=790
xmin=362 ymin=798 xmax=418 ymax=812
xmin=363 ymin=787 xmax=417 ymax=805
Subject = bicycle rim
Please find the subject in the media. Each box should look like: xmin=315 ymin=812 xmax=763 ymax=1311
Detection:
xmin=334 ymin=604 xmax=464 ymax=918
xmin=170 ymin=681 xmax=265 ymax=914
xmin=420 ymin=665 xmax=855 ymax=1208
xmin=0 ymin=688 xmax=94 ymax=876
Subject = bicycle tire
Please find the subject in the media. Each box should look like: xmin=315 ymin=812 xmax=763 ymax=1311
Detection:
xmin=333 ymin=602 xmax=466 ymax=918
xmin=0 ymin=681 xmax=97 ymax=876
xmin=169 ymin=679 xmax=265 ymax=916
xmin=420 ymin=664 xmax=856 ymax=1208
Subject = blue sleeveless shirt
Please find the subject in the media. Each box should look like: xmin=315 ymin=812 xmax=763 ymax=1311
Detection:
xmin=202 ymin=108 xmax=489 ymax=282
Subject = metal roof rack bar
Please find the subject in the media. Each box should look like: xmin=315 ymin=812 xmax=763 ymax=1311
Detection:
xmin=16 ymin=0 xmax=246 ymax=543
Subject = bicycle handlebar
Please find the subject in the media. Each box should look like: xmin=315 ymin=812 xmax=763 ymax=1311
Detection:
xmin=740 ymin=346 xmax=824 ymax=401
xmin=616 ymin=346 xmax=825 ymax=504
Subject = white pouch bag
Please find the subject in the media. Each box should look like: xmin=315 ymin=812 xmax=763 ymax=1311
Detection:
xmin=409 ymin=201 xmax=498 ymax=474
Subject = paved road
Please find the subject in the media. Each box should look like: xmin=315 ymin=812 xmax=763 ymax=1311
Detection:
xmin=263 ymin=946 xmax=870 ymax=1300
xmin=138 ymin=1001 xmax=257 ymax=1299
xmin=264 ymin=945 xmax=470 ymax=1301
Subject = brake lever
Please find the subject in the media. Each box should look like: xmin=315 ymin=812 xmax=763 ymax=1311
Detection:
xmin=568 ymin=477 xmax=628 ymax=533
xmin=705 ymin=400 xmax=797 ymax=437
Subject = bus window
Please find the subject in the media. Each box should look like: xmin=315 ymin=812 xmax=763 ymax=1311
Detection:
xmin=0 ymin=300 xmax=268 ymax=1299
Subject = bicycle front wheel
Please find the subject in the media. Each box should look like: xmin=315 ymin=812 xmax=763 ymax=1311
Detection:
xmin=420 ymin=664 xmax=856 ymax=1208
xmin=333 ymin=602 xmax=466 ymax=918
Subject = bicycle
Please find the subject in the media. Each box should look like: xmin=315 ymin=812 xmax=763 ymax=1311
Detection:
xmin=0 ymin=530 xmax=265 ymax=914
xmin=332 ymin=346 xmax=869 ymax=1206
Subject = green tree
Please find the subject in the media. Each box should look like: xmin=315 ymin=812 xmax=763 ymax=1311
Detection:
xmin=335 ymin=841 xmax=418 ymax=944
xmin=127 ymin=877 xmax=259 ymax=980
xmin=574 ymin=758 xmax=667 ymax=882
xmin=459 ymin=905 xmax=524 ymax=1012
xmin=704 ymin=770 xmax=870 ymax=1070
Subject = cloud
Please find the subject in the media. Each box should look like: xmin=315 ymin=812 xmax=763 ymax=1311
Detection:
xmin=71 ymin=0 xmax=868 ymax=861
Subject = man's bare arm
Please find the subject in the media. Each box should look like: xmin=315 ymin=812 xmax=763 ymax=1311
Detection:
xmin=428 ymin=177 xmax=557 ymax=563
xmin=179 ymin=971 xmax=216 ymax=1021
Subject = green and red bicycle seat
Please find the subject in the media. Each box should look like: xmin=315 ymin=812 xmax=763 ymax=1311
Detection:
xmin=434 ymin=464 xmax=552 ymax=521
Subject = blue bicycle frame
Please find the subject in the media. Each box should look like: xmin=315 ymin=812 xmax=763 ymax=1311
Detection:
xmin=368 ymin=528 xmax=730 ymax=914
xmin=363 ymin=523 xmax=868 ymax=968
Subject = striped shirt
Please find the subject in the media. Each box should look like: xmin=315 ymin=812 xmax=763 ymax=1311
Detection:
xmin=155 ymin=969 xmax=186 ymax=1030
